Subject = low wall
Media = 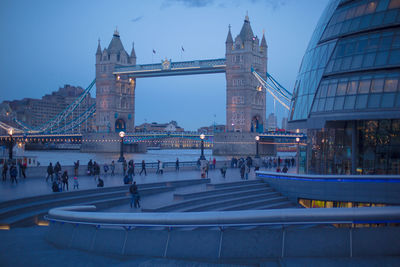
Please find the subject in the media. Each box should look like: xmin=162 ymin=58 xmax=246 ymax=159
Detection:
xmin=80 ymin=133 xmax=146 ymax=153
xmin=256 ymin=171 xmax=400 ymax=205
xmin=46 ymin=206 xmax=400 ymax=262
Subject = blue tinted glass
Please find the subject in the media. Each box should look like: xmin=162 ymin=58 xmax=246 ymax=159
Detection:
xmin=362 ymin=53 xmax=376 ymax=67
xmin=349 ymin=17 xmax=361 ymax=31
xmin=368 ymin=93 xmax=382 ymax=108
xmin=371 ymin=12 xmax=385 ymax=26
xmin=344 ymin=95 xmax=356 ymax=109
xmin=325 ymin=97 xmax=335 ymax=111
xmin=381 ymin=93 xmax=396 ymax=107
xmin=383 ymin=9 xmax=398 ymax=23
xmin=356 ymin=94 xmax=368 ymax=109
xmin=375 ymin=51 xmax=389 ymax=65
xmin=380 ymin=35 xmax=394 ymax=50
xmin=396 ymin=93 xmax=400 ymax=107
xmin=341 ymin=56 xmax=352 ymax=70
xmin=334 ymin=96 xmax=345 ymax=110
xmin=351 ymin=55 xmax=363 ymax=69
xmin=377 ymin=0 xmax=390 ymax=11
xmin=318 ymin=98 xmax=326 ymax=111
xmin=359 ymin=14 xmax=372 ymax=29
xmin=388 ymin=49 xmax=400 ymax=64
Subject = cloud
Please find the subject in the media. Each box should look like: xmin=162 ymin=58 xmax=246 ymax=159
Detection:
xmin=131 ymin=16 xmax=143 ymax=23
xmin=162 ymin=0 xmax=214 ymax=8
xmin=162 ymin=0 xmax=290 ymax=10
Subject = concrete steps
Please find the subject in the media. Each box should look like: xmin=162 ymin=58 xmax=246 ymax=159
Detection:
xmin=0 ymin=178 xmax=210 ymax=228
xmin=143 ymin=179 xmax=295 ymax=212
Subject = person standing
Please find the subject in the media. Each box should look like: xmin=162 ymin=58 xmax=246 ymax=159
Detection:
xmin=123 ymin=159 xmax=127 ymax=176
xmin=158 ymin=160 xmax=164 ymax=175
xmin=129 ymin=181 xmax=140 ymax=208
xmin=110 ymin=161 xmax=115 ymax=176
xmin=221 ymin=163 xmax=227 ymax=178
xmin=10 ymin=164 xmax=18 ymax=184
xmin=212 ymin=158 xmax=216 ymax=170
xmin=240 ymin=163 xmax=245 ymax=179
xmin=21 ymin=161 xmax=27 ymax=178
xmin=140 ymin=160 xmax=147 ymax=176
xmin=88 ymin=159 xmax=93 ymax=176
xmin=74 ymin=160 xmax=79 ymax=176
xmin=2 ymin=161 xmax=8 ymax=181
xmin=175 ymin=158 xmax=179 ymax=171
xmin=62 ymin=170 xmax=69 ymax=191
xmin=245 ymin=163 xmax=250 ymax=180
xmin=103 ymin=163 xmax=109 ymax=176
xmin=73 ymin=176 xmax=79 ymax=189
xmin=46 ymin=163 xmax=54 ymax=182
xmin=54 ymin=162 xmax=61 ymax=181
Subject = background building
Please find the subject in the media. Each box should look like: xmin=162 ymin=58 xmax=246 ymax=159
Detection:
xmin=1 ymin=85 xmax=95 ymax=133
xmin=288 ymin=0 xmax=400 ymax=175
xmin=267 ymin=113 xmax=278 ymax=131
xmin=197 ymin=124 xmax=226 ymax=134
xmin=135 ymin=121 xmax=184 ymax=132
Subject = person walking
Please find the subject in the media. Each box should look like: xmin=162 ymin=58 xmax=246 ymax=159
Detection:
xmin=54 ymin=162 xmax=61 ymax=181
xmin=21 ymin=161 xmax=27 ymax=178
xmin=46 ymin=163 xmax=54 ymax=182
xmin=10 ymin=164 xmax=18 ymax=184
xmin=158 ymin=160 xmax=164 ymax=175
xmin=110 ymin=161 xmax=115 ymax=176
xmin=240 ymin=163 xmax=245 ymax=179
xmin=212 ymin=158 xmax=216 ymax=170
xmin=123 ymin=159 xmax=127 ymax=176
xmin=245 ymin=163 xmax=250 ymax=180
xmin=88 ymin=159 xmax=93 ymax=176
xmin=128 ymin=160 xmax=134 ymax=180
xmin=2 ymin=161 xmax=8 ymax=181
xmin=103 ymin=163 xmax=109 ymax=176
xmin=220 ymin=163 xmax=227 ymax=178
xmin=61 ymin=170 xmax=69 ymax=191
xmin=73 ymin=176 xmax=79 ymax=189
xmin=129 ymin=181 xmax=140 ymax=208
xmin=175 ymin=158 xmax=179 ymax=171
xmin=74 ymin=160 xmax=79 ymax=176
xmin=140 ymin=160 xmax=147 ymax=176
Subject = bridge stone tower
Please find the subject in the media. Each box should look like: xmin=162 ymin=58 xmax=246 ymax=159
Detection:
xmin=225 ymin=15 xmax=267 ymax=133
xmin=95 ymin=29 xmax=136 ymax=133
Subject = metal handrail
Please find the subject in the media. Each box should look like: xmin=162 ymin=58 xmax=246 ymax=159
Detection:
xmin=46 ymin=205 xmax=400 ymax=228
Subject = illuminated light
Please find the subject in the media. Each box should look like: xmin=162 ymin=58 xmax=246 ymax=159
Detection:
xmin=119 ymin=131 xmax=125 ymax=138
xmin=8 ymin=128 xmax=13 ymax=136
xmin=296 ymin=137 xmax=300 ymax=142
xmin=37 ymin=220 xmax=49 ymax=226
xmin=0 ymin=225 xmax=10 ymax=230
xmin=255 ymin=136 xmax=260 ymax=141
xmin=296 ymin=129 xmax=300 ymax=133
xmin=117 ymin=75 xmax=120 ymax=81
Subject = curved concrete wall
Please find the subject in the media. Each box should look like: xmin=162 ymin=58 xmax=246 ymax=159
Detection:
xmin=256 ymin=172 xmax=400 ymax=205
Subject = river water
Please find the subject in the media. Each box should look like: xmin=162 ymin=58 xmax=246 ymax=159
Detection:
xmin=22 ymin=149 xmax=229 ymax=166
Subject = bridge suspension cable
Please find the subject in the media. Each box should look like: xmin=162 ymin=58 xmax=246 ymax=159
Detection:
xmin=13 ymin=79 xmax=96 ymax=134
xmin=251 ymin=68 xmax=292 ymax=110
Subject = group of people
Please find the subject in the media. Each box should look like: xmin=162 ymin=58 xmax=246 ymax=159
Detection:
xmin=2 ymin=160 xmax=28 ymax=184
xmin=262 ymin=156 xmax=295 ymax=173
xmin=47 ymin=161 xmax=79 ymax=192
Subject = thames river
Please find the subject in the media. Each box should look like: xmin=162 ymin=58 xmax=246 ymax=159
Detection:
xmin=22 ymin=149 xmax=229 ymax=166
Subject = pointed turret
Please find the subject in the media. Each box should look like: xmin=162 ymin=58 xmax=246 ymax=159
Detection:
xmin=239 ymin=13 xmax=254 ymax=41
xmin=107 ymin=28 xmax=125 ymax=54
xmin=130 ymin=42 xmax=136 ymax=64
xmin=226 ymin=25 xmax=233 ymax=44
xmin=96 ymin=39 xmax=102 ymax=54
xmin=260 ymin=31 xmax=267 ymax=48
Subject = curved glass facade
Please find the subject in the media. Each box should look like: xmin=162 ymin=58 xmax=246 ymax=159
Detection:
xmin=289 ymin=0 xmax=400 ymax=175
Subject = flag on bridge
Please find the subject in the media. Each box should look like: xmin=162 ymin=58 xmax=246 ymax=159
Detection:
xmin=181 ymin=46 xmax=184 ymax=52
xmin=152 ymin=49 xmax=156 ymax=54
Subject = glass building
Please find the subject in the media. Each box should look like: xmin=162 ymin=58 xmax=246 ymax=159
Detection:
xmin=289 ymin=0 xmax=400 ymax=175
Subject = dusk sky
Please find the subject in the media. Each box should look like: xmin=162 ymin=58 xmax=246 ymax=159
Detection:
xmin=0 ymin=0 xmax=329 ymax=131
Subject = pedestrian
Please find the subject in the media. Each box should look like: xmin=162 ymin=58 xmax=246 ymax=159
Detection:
xmin=128 ymin=160 xmax=134 ymax=180
xmin=123 ymin=175 xmax=130 ymax=185
xmin=220 ymin=163 xmax=227 ymax=178
xmin=205 ymin=161 xmax=209 ymax=178
xmin=21 ymin=161 xmax=27 ymax=178
xmin=140 ymin=160 xmax=147 ymax=176
xmin=2 ymin=161 xmax=8 ymax=181
xmin=10 ymin=164 xmax=18 ymax=184
xmin=158 ymin=160 xmax=164 ymax=174
xmin=240 ymin=164 xmax=245 ymax=179
xmin=213 ymin=158 xmax=216 ymax=170
xmin=245 ymin=163 xmax=250 ymax=180
xmin=110 ymin=161 xmax=115 ymax=176
xmin=52 ymin=181 xmax=59 ymax=192
xmin=74 ymin=160 xmax=79 ymax=176
xmin=93 ymin=161 xmax=100 ymax=180
xmin=97 ymin=177 xmax=104 ymax=187
xmin=103 ymin=163 xmax=109 ymax=176
xmin=156 ymin=160 xmax=160 ymax=174
xmin=282 ymin=165 xmax=288 ymax=173
xmin=175 ymin=158 xmax=179 ymax=171
xmin=129 ymin=181 xmax=140 ymax=208
xmin=276 ymin=166 xmax=281 ymax=173
xmin=88 ymin=159 xmax=93 ymax=176
xmin=46 ymin=162 xmax=54 ymax=182
xmin=73 ymin=176 xmax=79 ymax=189
xmin=62 ymin=170 xmax=69 ymax=191
xmin=54 ymin=161 xmax=61 ymax=181
xmin=123 ymin=159 xmax=127 ymax=176
xmin=18 ymin=161 xmax=22 ymax=178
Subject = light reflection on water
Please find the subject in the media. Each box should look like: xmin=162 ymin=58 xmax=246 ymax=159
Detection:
xmin=23 ymin=149 xmax=229 ymax=166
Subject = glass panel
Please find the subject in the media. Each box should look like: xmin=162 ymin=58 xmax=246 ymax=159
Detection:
xmin=375 ymin=51 xmax=389 ymax=65
xmin=356 ymin=38 xmax=368 ymax=53
xmin=318 ymin=98 xmax=326 ymax=111
xmin=347 ymin=80 xmax=359 ymax=94
xmin=377 ymin=0 xmax=390 ymax=11
xmin=383 ymin=9 xmax=398 ymax=23
xmin=351 ymin=55 xmax=363 ymax=69
xmin=337 ymin=82 xmax=348 ymax=95
xmin=319 ymin=83 xmax=329 ymax=97
xmin=344 ymin=95 xmax=356 ymax=109
xmin=359 ymin=14 xmax=372 ymax=29
xmin=380 ymin=35 xmax=394 ymax=50
xmin=392 ymin=35 xmax=400 ymax=48
xmin=384 ymin=78 xmax=399 ymax=92
xmin=371 ymin=12 xmax=385 ymax=26
xmin=325 ymin=97 xmax=335 ymax=111
xmin=356 ymin=94 xmax=368 ymax=109
xmin=396 ymin=93 xmax=400 ymax=107
xmin=381 ymin=93 xmax=396 ymax=107
xmin=367 ymin=35 xmax=380 ymax=51
xmin=371 ymin=78 xmax=385 ymax=92
xmin=341 ymin=56 xmax=352 ymax=70
xmin=362 ymin=53 xmax=376 ymax=67
xmin=333 ymin=58 xmax=343 ymax=72
xmin=368 ymin=93 xmax=382 ymax=108
xmin=388 ymin=49 xmax=400 ymax=64
xmin=334 ymin=96 xmax=345 ymax=110
xmin=359 ymin=79 xmax=371 ymax=93
xmin=327 ymin=82 xmax=338 ymax=97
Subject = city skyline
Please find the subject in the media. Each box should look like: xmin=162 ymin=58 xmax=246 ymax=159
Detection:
xmin=0 ymin=0 xmax=329 ymax=130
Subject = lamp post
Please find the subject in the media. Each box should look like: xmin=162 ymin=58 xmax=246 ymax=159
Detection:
xmin=118 ymin=131 xmax=125 ymax=162
xmin=8 ymin=128 xmax=14 ymax=161
xmin=296 ymin=137 xmax=300 ymax=174
xmin=199 ymin=134 xmax=206 ymax=160
xmin=255 ymin=135 xmax=260 ymax=158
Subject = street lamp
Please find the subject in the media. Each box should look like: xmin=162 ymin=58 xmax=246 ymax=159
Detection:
xmin=296 ymin=137 xmax=300 ymax=174
xmin=255 ymin=135 xmax=260 ymax=158
xmin=118 ymin=131 xmax=125 ymax=162
xmin=8 ymin=128 xmax=14 ymax=161
xmin=199 ymin=134 xmax=206 ymax=160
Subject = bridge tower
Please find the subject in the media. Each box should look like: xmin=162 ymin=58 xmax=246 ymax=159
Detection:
xmin=225 ymin=15 xmax=267 ymax=133
xmin=95 ymin=29 xmax=136 ymax=133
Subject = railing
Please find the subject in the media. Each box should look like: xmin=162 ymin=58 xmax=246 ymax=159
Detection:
xmin=47 ymin=206 xmax=400 ymax=228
